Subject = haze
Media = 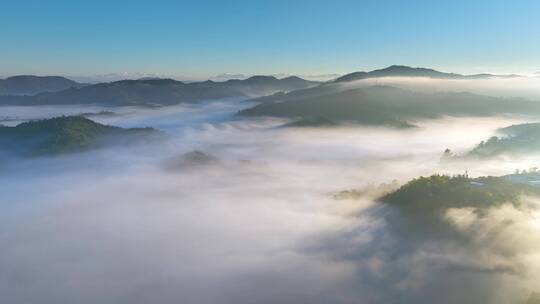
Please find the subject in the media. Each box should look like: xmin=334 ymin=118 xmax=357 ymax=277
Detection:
xmin=2 ymin=1 xmax=540 ymax=304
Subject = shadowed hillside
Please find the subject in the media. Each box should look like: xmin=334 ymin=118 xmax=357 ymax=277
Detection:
xmin=0 ymin=116 xmax=159 ymax=156
xmin=380 ymin=174 xmax=540 ymax=212
xmin=0 ymin=76 xmax=318 ymax=106
xmin=239 ymin=85 xmax=540 ymax=127
xmin=443 ymin=122 xmax=540 ymax=159
xmin=0 ymin=75 xmax=85 ymax=95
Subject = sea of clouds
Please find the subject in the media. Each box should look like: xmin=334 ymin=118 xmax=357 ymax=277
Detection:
xmin=2 ymin=79 xmax=540 ymax=303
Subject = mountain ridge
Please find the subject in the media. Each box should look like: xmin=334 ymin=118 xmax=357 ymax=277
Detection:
xmin=239 ymin=85 xmax=540 ymax=127
xmin=0 ymin=76 xmax=319 ymax=106
xmin=0 ymin=75 xmax=85 ymax=96
xmin=334 ymin=65 xmax=520 ymax=82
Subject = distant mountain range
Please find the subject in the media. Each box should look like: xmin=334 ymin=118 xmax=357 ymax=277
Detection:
xmin=334 ymin=65 xmax=520 ymax=82
xmin=0 ymin=65 xmax=527 ymax=106
xmin=239 ymin=85 xmax=540 ymax=127
xmin=69 ymin=73 xmax=172 ymax=84
xmin=0 ymin=76 xmax=318 ymax=106
xmin=241 ymin=65 xmax=527 ymax=107
xmin=236 ymin=65 xmax=536 ymax=127
xmin=0 ymin=75 xmax=85 ymax=96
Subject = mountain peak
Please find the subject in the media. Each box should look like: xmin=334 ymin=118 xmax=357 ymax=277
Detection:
xmin=335 ymin=65 xmax=474 ymax=82
xmin=110 ymin=78 xmax=183 ymax=86
xmin=385 ymin=64 xmax=417 ymax=70
xmin=245 ymin=75 xmax=279 ymax=82
xmin=281 ymin=76 xmax=304 ymax=81
xmin=379 ymin=65 xmax=436 ymax=72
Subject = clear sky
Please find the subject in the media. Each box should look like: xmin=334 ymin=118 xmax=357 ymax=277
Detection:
xmin=2 ymin=0 xmax=540 ymax=78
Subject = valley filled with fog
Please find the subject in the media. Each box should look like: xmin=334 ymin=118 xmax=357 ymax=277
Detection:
xmin=3 ymin=75 xmax=540 ymax=304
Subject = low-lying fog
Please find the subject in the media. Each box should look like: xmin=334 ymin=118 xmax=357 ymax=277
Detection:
xmin=2 ymin=79 xmax=540 ymax=304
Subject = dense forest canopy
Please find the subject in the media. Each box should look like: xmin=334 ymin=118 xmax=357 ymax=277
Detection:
xmin=380 ymin=174 xmax=540 ymax=212
xmin=0 ymin=116 xmax=158 ymax=156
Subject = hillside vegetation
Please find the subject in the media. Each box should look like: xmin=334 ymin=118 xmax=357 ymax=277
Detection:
xmin=240 ymin=86 xmax=540 ymax=127
xmin=380 ymin=174 xmax=540 ymax=212
xmin=0 ymin=116 xmax=158 ymax=156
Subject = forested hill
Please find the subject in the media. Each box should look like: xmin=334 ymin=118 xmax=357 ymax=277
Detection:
xmin=0 ymin=116 xmax=159 ymax=156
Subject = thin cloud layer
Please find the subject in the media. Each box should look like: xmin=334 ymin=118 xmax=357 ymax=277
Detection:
xmin=2 ymin=79 xmax=540 ymax=303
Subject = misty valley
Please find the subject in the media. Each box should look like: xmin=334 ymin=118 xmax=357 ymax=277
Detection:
xmin=3 ymin=66 xmax=540 ymax=304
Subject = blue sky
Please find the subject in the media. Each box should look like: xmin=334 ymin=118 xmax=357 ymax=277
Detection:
xmin=1 ymin=0 xmax=540 ymax=78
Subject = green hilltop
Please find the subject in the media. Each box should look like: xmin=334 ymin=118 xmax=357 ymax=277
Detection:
xmin=0 ymin=116 xmax=158 ymax=156
xmin=375 ymin=174 xmax=540 ymax=237
xmin=380 ymin=174 xmax=540 ymax=212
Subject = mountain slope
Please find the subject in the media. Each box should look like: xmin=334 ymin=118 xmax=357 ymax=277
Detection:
xmin=245 ymin=65 xmax=521 ymax=107
xmin=451 ymin=122 xmax=540 ymax=158
xmin=0 ymin=116 xmax=158 ymax=156
xmin=239 ymin=86 xmax=540 ymax=127
xmin=378 ymin=174 xmax=540 ymax=233
xmin=380 ymin=174 xmax=538 ymax=212
xmin=0 ymin=76 xmax=318 ymax=106
xmin=0 ymin=75 xmax=85 ymax=95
